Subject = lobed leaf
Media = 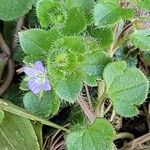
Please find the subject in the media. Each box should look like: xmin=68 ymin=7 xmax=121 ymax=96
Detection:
xmin=66 ymin=118 xmax=116 ymax=150
xmin=103 ymin=61 xmax=149 ymax=117
xmin=93 ymin=2 xmax=134 ymax=28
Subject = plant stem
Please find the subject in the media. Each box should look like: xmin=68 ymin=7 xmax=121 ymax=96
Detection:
xmin=0 ymin=34 xmax=14 ymax=95
xmin=0 ymin=100 xmax=69 ymax=132
xmin=95 ymin=80 xmax=106 ymax=117
xmin=85 ymin=85 xmax=93 ymax=108
xmin=77 ymin=95 xmax=96 ymax=122
xmin=115 ymin=132 xmax=134 ymax=141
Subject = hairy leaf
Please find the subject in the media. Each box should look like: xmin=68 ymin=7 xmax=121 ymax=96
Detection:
xmin=103 ymin=61 xmax=149 ymax=117
xmin=131 ymin=29 xmax=150 ymax=51
xmin=0 ymin=0 xmax=34 ymax=21
xmin=54 ymin=74 xmax=82 ymax=103
xmin=36 ymin=0 xmax=62 ymax=27
xmin=81 ymin=51 xmax=112 ymax=80
xmin=93 ymin=3 xmax=134 ymax=28
xmin=0 ymin=112 xmax=40 ymax=150
xmin=88 ymin=26 xmax=113 ymax=49
xmin=23 ymin=91 xmax=60 ymax=118
xmin=65 ymin=0 xmax=94 ymax=14
xmin=66 ymin=118 xmax=116 ymax=150
xmin=47 ymin=36 xmax=85 ymax=76
xmin=19 ymin=28 xmax=61 ymax=55
xmin=63 ymin=7 xmax=87 ymax=35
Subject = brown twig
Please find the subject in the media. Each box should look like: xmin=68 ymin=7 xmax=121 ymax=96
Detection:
xmin=143 ymin=104 xmax=150 ymax=132
xmin=0 ymin=33 xmax=14 ymax=95
xmin=11 ymin=16 xmax=24 ymax=53
xmin=121 ymin=133 xmax=150 ymax=150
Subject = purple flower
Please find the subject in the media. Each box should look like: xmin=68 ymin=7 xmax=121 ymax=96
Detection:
xmin=24 ymin=61 xmax=51 ymax=94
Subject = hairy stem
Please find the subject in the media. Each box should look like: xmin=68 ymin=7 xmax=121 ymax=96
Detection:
xmin=85 ymin=85 xmax=93 ymax=108
xmin=77 ymin=95 xmax=96 ymax=122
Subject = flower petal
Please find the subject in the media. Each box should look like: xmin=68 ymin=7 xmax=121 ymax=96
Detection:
xmin=43 ymin=80 xmax=51 ymax=91
xmin=28 ymin=78 xmax=42 ymax=94
xmin=34 ymin=61 xmax=45 ymax=73
xmin=24 ymin=66 xmax=38 ymax=77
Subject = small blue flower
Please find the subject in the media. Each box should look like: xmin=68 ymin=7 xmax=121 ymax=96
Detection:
xmin=24 ymin=61 xmax=51 ymax=94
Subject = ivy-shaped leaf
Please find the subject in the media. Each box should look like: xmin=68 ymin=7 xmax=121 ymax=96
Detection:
xmin=66 ymin=118 xmax=116 ymax=150
xmin=19 ymin=28 xmax=61 ymax=55
xmin=103 ymin=61 xmax=149 ymax=117
xmin=63 ymin=7 xmax=87 ymax=35
xmin=54 ymin=74 xmax=82 ymax=103
xmin=23 ymin=91 xmax=60 ymax=118
xmin=131 ymin=29 xmax=150 ymax=51
xmin=93 ymin=2 xmax=134 ymax=28
xmin=0 ymin=0 xmax=34 ymax=21
xmin=0 ymin=112 xmax=40 ymax=150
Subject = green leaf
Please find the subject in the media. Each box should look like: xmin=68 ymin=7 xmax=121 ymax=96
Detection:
xmin=93 ymin=3 xmax=134 ymax=28
xmin=69 ymin=104 xmax=87 ymax=125
xmin=0 ymin=0 xmax=34 ymax=21
xmin=0 ymin=112 xmax=40 ymax=150
xmin=131 ymin=29 xmax=150 ymax=51
xmin=103 ymin=61 xmax=149 ymax=117
xmin=19 ymin=28 xmax=61 ymax=55
xmin=66 ymin=118 xmax=116 ymax=150
xmin=54 ymin=74 xmax=82 ymax=103
xmin=23 ymin=91 xmax=60 ymax=118
xmin=99 ymin=0 xmax=118 ymax=4
xmin=81 ymin=51 xmax=112 ymax=80
xmin=65 ymin=0 xmax=94 ymax=13
xmin=0 ymin=110 xmax=4 ymax=124
xmin=36 ymin=0 xmax=65 ymax=27
xmin=63 ymin=7 xmax=87 ymax=35
xmin=88 ymin=26 xmax=113 ymax=49
xmin=47 ymin=36 xmax=85 ymax=76
xmin=36 ymin=0 xmax=57 ymax=27
xmin=83 ymin=73 xmax=98 ymax=87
